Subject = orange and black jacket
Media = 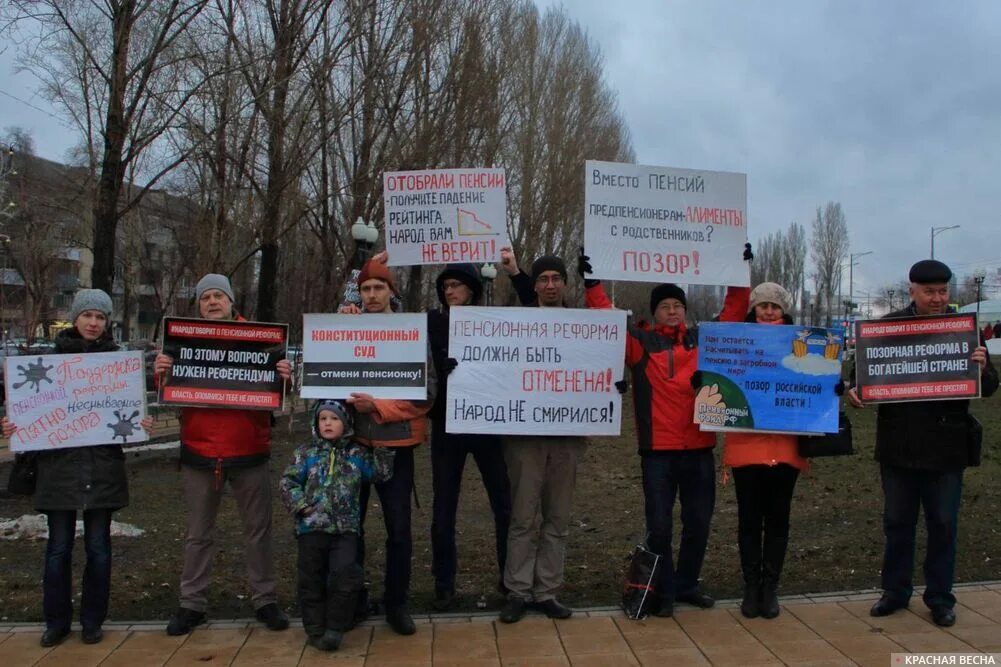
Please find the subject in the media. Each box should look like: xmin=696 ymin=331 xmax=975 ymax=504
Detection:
xmin=586 ymin=283 xmax=749 ymax=455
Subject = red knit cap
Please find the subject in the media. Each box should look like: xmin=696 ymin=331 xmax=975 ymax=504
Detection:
xmin=358 ymin=259 xmax=396 ymax=293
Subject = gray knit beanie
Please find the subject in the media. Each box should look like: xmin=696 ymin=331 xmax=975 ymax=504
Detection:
xmin=195 ymin=273 xmax=235 ymax=303
xmin=70 ymin=289 xmax=113 ymax=324
xmin=748 ymin=282 xmax=793 ymax=313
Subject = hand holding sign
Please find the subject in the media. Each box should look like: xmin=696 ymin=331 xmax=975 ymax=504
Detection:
xmin=347 ymin=392 xmax=376 ymax=413
xmin=972 ymin=346 xmax=987 ymax=370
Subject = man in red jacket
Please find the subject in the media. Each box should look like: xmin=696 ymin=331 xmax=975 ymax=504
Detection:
xmin=155 ymin=274 xmax=291 ymax=635
xmin=582 ymin=249 xmax=750 ymax=617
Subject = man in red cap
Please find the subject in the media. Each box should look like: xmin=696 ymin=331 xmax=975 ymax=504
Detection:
xmin=339 ymin=259 xmax=435 ymax=636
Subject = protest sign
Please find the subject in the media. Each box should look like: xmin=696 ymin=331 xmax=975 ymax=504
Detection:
xmin=584 ymin=160 xmax=749 ymax=286
xmin=5 ymin=351 xmax=148 ymax=452
xmin=695 ymin=322 xmax=843 ymax=435
xmin=446 ymin=307 xmax=626 ymax=436
xmin=383 ymin=168 xmax=508 ymax=266
xmin=854 ymin=313 xmax=980 ymax=403
xmin=302 ymin=313 xmax=428 ymax=400
xmin=159 ymin=317 xmax=288 ymax=410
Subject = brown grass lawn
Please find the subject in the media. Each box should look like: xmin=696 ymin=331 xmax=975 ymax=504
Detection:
xmin=1 ymin=386 xmax=999 ymax=622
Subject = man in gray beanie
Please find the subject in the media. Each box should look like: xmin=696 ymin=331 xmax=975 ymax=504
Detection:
xmin=156 ymin=273 xmax=292 ymax=635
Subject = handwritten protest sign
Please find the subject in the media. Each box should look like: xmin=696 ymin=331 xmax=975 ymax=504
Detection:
xmin=383 ymin=168 xmax=508 ymax=266
xmin=584 ymin=160 xmax=749 ymax=286
xmin=694 ymin=323 xmax=843 ymax=435
xmin=854 ymin=313 xmax=980 ymax=403
xmin=302 ymin=313 xmax=428 ymax=400
xmin=5 ymin=351 xmax=148 ymax=452
xmin=159 ymin=317 xmax=288 ymax=410
xmin=446 ymin=307 xmax=626 ymax=436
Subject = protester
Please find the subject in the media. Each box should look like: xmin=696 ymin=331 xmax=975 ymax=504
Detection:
xmin=280 ymin=400 xmax=394 ymax=651
xmin=1 ymin=289 xmax=152 ymax=647
xmin=155 ymin=274 xmax=292 ymax=636
xmin=716 ymin=281 xmax=817 ymax=620
xmin=581 ymin=246 xmax=752 ymax=617
xmin=993 ymin=321 xmax=1001 ymax=339
xmin=489 ymin=249 xmax=589 ymax=623
xmin=981 ymin=322 xmax=993 ymax=340
xmin=428 ymin=263 xmax=512 ymax=610
xmin=338 ymin=258 xmax=436 ymax=635
xmin=848 ymin=259 xmax=998 ymax=627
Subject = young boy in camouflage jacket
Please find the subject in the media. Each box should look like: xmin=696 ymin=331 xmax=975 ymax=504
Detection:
xmin=281 ymin=400 xmax=394 ymax=651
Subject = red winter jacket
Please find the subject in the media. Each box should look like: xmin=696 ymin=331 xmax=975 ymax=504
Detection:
xmin=157 ymin=316 xmax=275 ymax=472
xmin=586 ymin=283 xmax=749 ymax=454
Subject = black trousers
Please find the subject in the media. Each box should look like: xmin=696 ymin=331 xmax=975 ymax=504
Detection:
xmin=357 ymin=447 xmax=414 ymax=608
xmin=430 ymin=420 xmax=512 ymax=590
xmin=732 ymin=464 xmax=799 ymax=588
xmin=297 ymin=532 xmax=363 ymax=637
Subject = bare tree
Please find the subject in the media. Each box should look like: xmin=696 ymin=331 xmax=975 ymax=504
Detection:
xmin=810 ymin=202 xmax=849 ymax=326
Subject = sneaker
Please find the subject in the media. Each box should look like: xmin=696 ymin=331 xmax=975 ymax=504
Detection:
xmin=499 ymin=597 xmax=528 ymax=624
xmin=535 ymin=598 xmax=573 ymax=620
xmin=385 ymin=605 xmax=416 ymax=636
xmin=255 ymin=603 xmax=290 ymax=631
xmin=39 ymin=626 xmax=70 ymax=648
xmin=432 ymin=587 xmax=456 ymax=612
xmin=81 ymin=627 xmax=104 ymax=644
xmin=166 ymin=608 xmax=206 ymax=636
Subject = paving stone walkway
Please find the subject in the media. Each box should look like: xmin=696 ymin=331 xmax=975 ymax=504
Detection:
xmin=2 ymin=583 xmax=1000 ymax=666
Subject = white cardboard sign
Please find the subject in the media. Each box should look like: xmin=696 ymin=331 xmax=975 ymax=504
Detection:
xmin=383 ymin=168 xmax=508 ymax=266
xmin=584 ymin=160 xmax=750 ymax=286
xmin=5 ymin=351 xmax=149 ymax=452
xmin=446 ymin=307 xmax=627 ymax=436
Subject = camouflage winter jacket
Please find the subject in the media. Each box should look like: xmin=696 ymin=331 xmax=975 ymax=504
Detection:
xmin=280 ymin=431 xmax=394 ymax=536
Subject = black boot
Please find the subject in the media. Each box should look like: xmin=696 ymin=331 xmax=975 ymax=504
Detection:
xmin=737 ymin=536 xmax=761 ymax=619
xmin=760 ymin=528 xmax=788 ymax=620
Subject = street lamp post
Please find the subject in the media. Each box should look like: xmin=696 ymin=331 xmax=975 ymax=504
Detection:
xmin=973 ymin=269 xmax=986 ymax=320
xmin=887 ymin=288 xmax=895 ymax=311
xmin=350 ymin=217 xmax=379 ymax=267
xmin=843 ymin=251 xmax=873 ymax=326
xmin=480 ymin=263 xmax=497 ymax=306
xmin=930 ymin=225 xmax=960 ymax=259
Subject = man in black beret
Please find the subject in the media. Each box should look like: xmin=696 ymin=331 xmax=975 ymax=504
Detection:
xmin=849 ymin=259 xmax=998 ymax=627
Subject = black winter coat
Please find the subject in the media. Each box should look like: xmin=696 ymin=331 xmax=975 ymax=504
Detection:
xmin=428 ymin=309 xmax=450 ymax=421
xmin=33 ymin=329 xmax=130 ymax=512
xmin=874 ymin=304 xmax=999 ymax=470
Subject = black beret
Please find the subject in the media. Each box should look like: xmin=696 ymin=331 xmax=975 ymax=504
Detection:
xmin=908 ymin=259 xmax=953 ymax=284
xmin=650 ymin=284 xmax=687 ymax=315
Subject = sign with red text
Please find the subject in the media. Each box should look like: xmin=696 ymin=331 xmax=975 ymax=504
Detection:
xmin=584 ymin=160 xmax=749 ymax=286
xmin=383 ymin=168 xmax=508 ymax=266
xmin=5 ymin=351 xmax=148 ymax=452
xmin=302 ymin=313 xmax=428 ymax=400
xmin=446 ymin=307 xmax=627 ymax=436
xmin=854 ymin=313 xmax=981 ymax=403
xmin=159 ymin=317 xmax=288 ymax=410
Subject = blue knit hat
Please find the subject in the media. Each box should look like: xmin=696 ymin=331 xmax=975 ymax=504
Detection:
xmin=313 ymin=399 xmax=353 ymax=439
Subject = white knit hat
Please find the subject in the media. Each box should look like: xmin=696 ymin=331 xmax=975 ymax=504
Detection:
xmin=748 ymin=282 xmax=792 ymax=313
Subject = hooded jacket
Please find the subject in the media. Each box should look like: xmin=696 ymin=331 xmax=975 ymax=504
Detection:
xmin=33 ymin=328 xmax=129 ymax=512
xmin=280 ymin=402 xmax=394 ymax=535
xmin=586 ymin=283 xmax=749 ymax=453
xmin=429 ymin=264 xmax=482 ymax=421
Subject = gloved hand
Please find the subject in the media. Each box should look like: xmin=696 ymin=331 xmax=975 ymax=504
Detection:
xmin=743 ymin=243 xmax=754 ymax=262
xmin=834 ymin=380 xmax=846 ymax=396
xmin=690 ymin=370 xmax=704 ymax=390
xmin=615 ymin=379 xmax=628 ymax=394
xmin=441 ymin=357 xmax=458 ymax=377
xmin=578 ymin=248 xmax=600 ymax=288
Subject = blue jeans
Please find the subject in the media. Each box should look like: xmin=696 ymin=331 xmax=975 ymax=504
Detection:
xmin=880 ymin=464 xmax=963 ymax=609
xmin=430 ymin=421 xmax=511 ymax=590
xmin=641 ymin=449 xmax=716 ymax=601
xmin=44 ymin=509 xmax=113 ymax=631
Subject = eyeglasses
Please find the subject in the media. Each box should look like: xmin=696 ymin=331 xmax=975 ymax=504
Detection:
xmin=535 ymin=275 xmax=565 ymax=286
xmin=442 ymin=280 xmax=467 ymax=290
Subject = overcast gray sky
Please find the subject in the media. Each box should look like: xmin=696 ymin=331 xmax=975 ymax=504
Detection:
xmin=2 ymin=1 xmax=1000 ymax=300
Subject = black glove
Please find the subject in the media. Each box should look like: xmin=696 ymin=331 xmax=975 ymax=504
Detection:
xmin=690 ymin=370 xmax=704 ymax=390
xmin=743 ymin=242 xmax=754 ymax=262
xmin=834 ymin=380 xmax=845 ymax=396
xmin=578 ymin=247 xmax=600 ymax=288
xmin=615 ymin=379 xmax=628 ymax=394
xmin=441 ymin=357 xmax=458 ymax=377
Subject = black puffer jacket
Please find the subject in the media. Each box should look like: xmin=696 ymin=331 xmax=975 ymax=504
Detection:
xmin=33 ymin=329 xmax=130 ymax=512
xmin=874 ymin=304 xmax=999 ymax=470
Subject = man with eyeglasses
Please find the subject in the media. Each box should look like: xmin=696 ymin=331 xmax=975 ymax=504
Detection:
xmin=427 ymin=264 xmax=512 ymax=611
xmin=492 ymin=249 xmax=587 ymax=623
